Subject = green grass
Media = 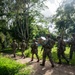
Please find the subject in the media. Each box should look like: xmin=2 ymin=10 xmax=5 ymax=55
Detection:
xmin=0 ymin=55 xmax=31 ymax=75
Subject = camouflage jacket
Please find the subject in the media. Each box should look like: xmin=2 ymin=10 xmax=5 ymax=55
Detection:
xmin=31 ymin=42 xmax=38 ymax=50
xmin=21 ymin=42 xmax=26 ymax=50
xmin=43 ymin=38 xmax=55 ymax=49
xmin=11 ymin=42 xmax=18 ymax=50
xmin=57 ymin=39 xmax=65 ymax=51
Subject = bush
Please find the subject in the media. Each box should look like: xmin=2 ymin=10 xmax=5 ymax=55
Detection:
xmin=0 ymin=55 xmax=31 ymax=75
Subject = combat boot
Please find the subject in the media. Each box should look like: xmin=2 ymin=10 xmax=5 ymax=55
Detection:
xmin=67 ymin=60 xmax=69 ymax=65
xmin=51 ymin=65 xmax=54 ymax=68
xmin=40 ymin=64 xmax=45 ymax=66
xmin=23 ymin=56 xmax=25 ymax=59
xmin=37 ymin=59 xmax=39 ymax=62
xmin=40 ymin=62 xmax=45 ymax=66
xmin=14 ymin=54 xmax=16 ymax=57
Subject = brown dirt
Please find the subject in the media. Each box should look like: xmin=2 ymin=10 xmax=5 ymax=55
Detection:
xmin=2 ymin=54 xmax=75 ymax=75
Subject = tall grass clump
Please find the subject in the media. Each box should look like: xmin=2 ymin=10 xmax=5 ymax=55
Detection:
xmin=0 ymin=55 xmax=31 ymax=75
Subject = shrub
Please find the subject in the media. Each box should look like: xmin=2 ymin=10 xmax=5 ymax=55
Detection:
xmin=0 ymin=55 xmax=31 ymax=75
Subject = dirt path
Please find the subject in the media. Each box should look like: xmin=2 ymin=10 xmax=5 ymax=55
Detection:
xmin=2 ymin=54 xmax=75 ymax=75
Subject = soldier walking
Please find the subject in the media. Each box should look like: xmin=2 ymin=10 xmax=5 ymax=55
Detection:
xmin=57 ymin=36 xmax=69 ymax=64
xmin=20 ymin=40 xmax=26 ymax=58
xmin=11 ymin=40 xmax=18 ymax=57
xmin=40 ymin=34 xmax=55 ymax=67
xmin=69 ymin=33 xmax=75 ymax=60
xmin=31 ymin=39 xmax=39 ymax=62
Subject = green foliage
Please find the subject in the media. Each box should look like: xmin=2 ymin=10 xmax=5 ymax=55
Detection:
xmin=0 ymin=32 xmax=12 ymax=50
xmin=0 ymin=0 xmax=49 ymax=48
xmin=0 ymin=55 xmax=31 ymax=75
xmin=0 ymin=32 xmax=6 ymax=43
xmin=53 ymin=0 xmax=75 ymax=37
xmin=0 ymin=32 xmax=6 ymax=50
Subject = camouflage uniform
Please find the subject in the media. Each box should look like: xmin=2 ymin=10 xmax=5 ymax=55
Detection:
xmin=40 ymin=34 xmax=55 ymax=67
xmin=21 ymin=40 xmax=26 ymax=58
xmin=57 ymin=36 xmax=69 ymax=64
xmin=31 ymin=39 xmax=39 ymax=62
xmin=11 ymin=40 xmax=18 ymax=57
xmin=69 ymin=33 xmax=75 ymax=60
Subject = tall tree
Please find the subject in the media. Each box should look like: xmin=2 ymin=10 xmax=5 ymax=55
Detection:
xmin=52 ymin=0 xmax=75 ymax=38
xmin=9 ymin=0 xmax=47 ymax=41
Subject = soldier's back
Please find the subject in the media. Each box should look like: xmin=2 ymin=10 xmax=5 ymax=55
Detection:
xmin=31 ymin=42 xmax=37 ymax=49
xmin=21 ymin=42 xmax=26 ymax=49
xmin=44 ymin=38 xmax=54 ymax=49
xmin=12 ymin=42 xmax=18 ymax=49
xmin=57 ymin=39 xmax=66 ymax=51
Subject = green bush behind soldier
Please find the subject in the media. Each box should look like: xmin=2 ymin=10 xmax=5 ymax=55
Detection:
xmin=69 ymin=33 xmax=75 ymax=60
xmin=31 ymin=39 xmax=39 ymax=62
xmin=20 ymin=40 xmax=26 ymax=58
xmin=11 ymin=40 xmax=18 ymax=57
xmin=57 ymin=36 xmax=69 ymax=64
xmin=40 ymin=34 xmax=55 ymax=67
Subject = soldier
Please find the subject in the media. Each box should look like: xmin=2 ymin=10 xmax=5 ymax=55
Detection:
xmin=31 ymin=39 xmax=39 ymax=62
xmin=69 ymin=33 xmax=75 ymax=60
xmin=57 ymin=36 xmax=69 ymax=64
xmin=40 ymin=34 xmax=55 ymax=67
xmin=20 ymin=40 xmax=26 ymax=58
xmin=11 ymin=40 xmax=18 ymax=57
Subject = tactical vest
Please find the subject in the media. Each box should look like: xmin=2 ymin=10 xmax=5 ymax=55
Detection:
xmin=31 ymin=42 xmax=37 ymax=50
xmin=44 ymin=38 xmax=53 ymax=49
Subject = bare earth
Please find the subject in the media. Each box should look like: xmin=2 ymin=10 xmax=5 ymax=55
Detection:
xmin=2 ymin=54 xmax=75 ymax=75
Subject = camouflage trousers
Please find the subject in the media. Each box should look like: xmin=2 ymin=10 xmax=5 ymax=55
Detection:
xmin=69 ymin=48 xmax=75 ymax=59
xmin=57 ymin=49 xmax=69 ymax=63
xmin=42 ymin=49 xmax=54 ymax=66
xmin=13 ymin=49 xmax=17 ymax=57
xmin=31 ymin=49 xmax=39 ymax=61
xmin=21 ymin=49 xmax=25 ymax=58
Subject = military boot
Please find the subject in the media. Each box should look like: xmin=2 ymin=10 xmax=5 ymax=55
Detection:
xmin=40 ymin=61 xmax=45 ymax=66
xmin=37 ymin=59 xmax=39 ymax=62
xmin=51 ymin=65 xmax=54 ymax=68
xmin=40 ymin=64 xmax=45 ymax=66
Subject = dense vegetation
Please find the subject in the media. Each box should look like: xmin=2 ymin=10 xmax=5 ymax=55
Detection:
xmin=0 ymin=0 xmax=49 ymax=50
xmin=0 ymin=0 xmax=75 ymax=74
xmin=0 ymin=55 xmax=31 ymax=75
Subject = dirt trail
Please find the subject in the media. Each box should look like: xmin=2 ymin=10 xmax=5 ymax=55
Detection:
xmin=2 ymin=54 xmax=75 ymax=75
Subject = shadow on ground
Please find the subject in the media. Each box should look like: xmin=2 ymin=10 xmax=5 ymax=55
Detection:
xmin=29 ymin=61 xmax=75 ymax=75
